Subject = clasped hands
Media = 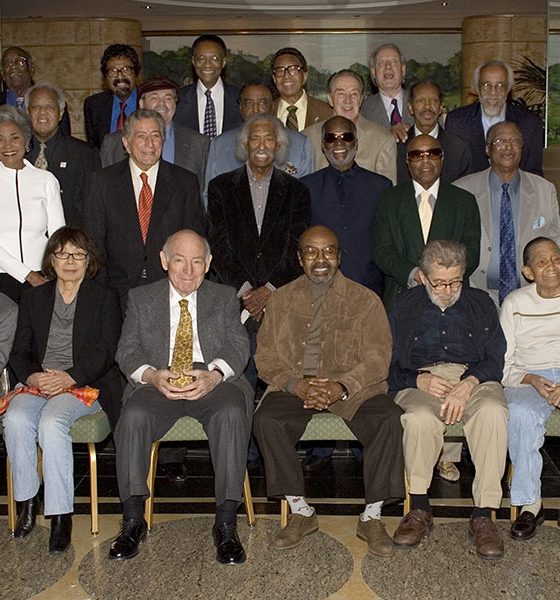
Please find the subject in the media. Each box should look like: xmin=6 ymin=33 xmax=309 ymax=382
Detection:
xmin=523 ymin=374 xmax=560 ymax=407
xmin=416 ymin=373 xmax=479 ymax=425
xmin=295 ymin=378 xmax=344 ymax=411
xmin=241 ymin=286 xmax=272 ymax=322
xmin=26 ymin=369 xmax=77 ymax=397
xmin=143 ymin=367 xmax=222 ymax=401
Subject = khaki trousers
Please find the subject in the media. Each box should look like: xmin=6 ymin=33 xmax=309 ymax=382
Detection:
xmin=394 ymin=363 xmax=508 ymax=508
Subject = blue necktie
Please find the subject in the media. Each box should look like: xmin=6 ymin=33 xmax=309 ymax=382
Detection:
xmin=499 ymin=182 xmax=518 ymax=304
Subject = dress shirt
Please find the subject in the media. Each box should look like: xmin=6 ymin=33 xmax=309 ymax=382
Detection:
xmin=162 ymin=123 xmax=175 ymax=164
xmin=414 ymin=124 xmax=439 ymax=138
xmin=481 ymin=105 xmax=506 ymax=137
xmin=276 ymin=92 xmax=309 ymax=132
xmin=129 ymin=159 xmax=160 ymax=207
xmin=196 ymin=78 xmax=224 ymax=136
xmin=379 ymin=90 xmax=404 ymax=122
xmin=110 ymin=89 xmax=138 ymax=133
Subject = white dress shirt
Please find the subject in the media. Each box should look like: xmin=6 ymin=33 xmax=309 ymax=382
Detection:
xmin=129 ymin=159 xmax=159 ymax=207
xmin=196 ymin=78 xmax=225 ymax=136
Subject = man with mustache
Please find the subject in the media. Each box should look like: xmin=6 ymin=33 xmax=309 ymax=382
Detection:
xmin=83 ymin=44 xmax=141 ymax=148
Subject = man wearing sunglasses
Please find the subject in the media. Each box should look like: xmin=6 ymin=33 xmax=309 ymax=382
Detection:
xmin=389 ymin=239 xmax=508 ymax=560
xmin=374 ymin=133 xmax=481 ymax=308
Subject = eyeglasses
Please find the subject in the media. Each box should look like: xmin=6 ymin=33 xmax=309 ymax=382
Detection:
xmin=193 ymin=54 xmax=224 ymax=66
xmin=406 ymin=147 xmax=443 ymax=162
xmin=105 ymin=66 xmax=135 ymax=78
xmin=425 ymin=276 xmax=463 ymax=292
xmin=489 ymin=137 xmax=523 ymax=148
xmin=479 ymin=81 xmax=508 ymax=93
xmin=323 ymin=132 xmax=355 ymax=144
xmin=376 ymin=58 xmax=401 ymax=68
xmin=54 ymin=251 xmax=88 ymax=261
xmin=272 ymin=65 xmax=303 ymax=78
xmin=299 ymin=246 xmax=339 ymax=260
xmin=2 ymin=57 xmax=28 ymax=69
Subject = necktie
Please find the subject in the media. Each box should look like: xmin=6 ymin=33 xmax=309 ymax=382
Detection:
xmin=499 ymin=182 xmax=518 ymax=304
xmin=418 ymin=190 xmax=433 ymax=243
xmin=138 ymin=172 xmax=153 ymax=243
xmin=203 ymin=89 xmax=217 ymax=138
xmin=170 ymin=299 xmax=194 ymax=387
xmin=390 ymin=98 xmax=402 ymax=125
xmin=286 ymin=105 xmax=299 ymax=131
xmin=116 ymin=100 xmax=126 ymax=131
xmin=16 ymin=97 xmax=25 ymax=110
xmin=34 ymin=142 xmax=48 ymax=170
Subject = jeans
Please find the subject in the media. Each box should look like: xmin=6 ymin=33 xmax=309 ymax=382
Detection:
xmin=505 ymin=368 xmax=559 ymax=507
xmin=3 ymin=391 xmax=100 ymax=515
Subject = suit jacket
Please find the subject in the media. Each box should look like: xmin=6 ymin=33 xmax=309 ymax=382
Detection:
xmin=26 ymin=129 xmax=100 ymax=227
xmin=207 ymin=166 xmax=310 ymax=291
xmin=84 ymin=90 xmax=139 ymax=149
xmin=396 ymin=125 xmax=472 ymax=184
xmin=116 ymin=278 xmax=253 ymax=414
xmin=174 ymin=81 xmax=242 ymax=134
xmin=273 ymin=93 xmax=333 ymax=130
xmin=83 ymin=159 xmax=206 ymax=301
xmin=0 ymin=292 xmax=17 ymax=372
xmin=454 ymin=167 xmax=560 ymax=303
xmin=361 ymin=89 xmax=410 ymax=129
xmin=303 ymin=114 xmax=397 ymax=183
xmin=99 ymin=124 xmax=210 ymax=196
xmin=373 ymin=181 xmax=481 ymax=308
xmin=445 ymin=101 xmax=544 ymax=175
xmin=9 ymin=279 xmax=123 ymax=429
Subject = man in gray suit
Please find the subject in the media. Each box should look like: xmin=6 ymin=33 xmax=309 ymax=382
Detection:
xmin=109 ymin=230 xmax=252 ymax=564
xmin=0 ymin=292 xmax=17 ymax=372
xmin=100 ymin=78 xmax=210 ymax=196
xmin=361 ymin=43 xmax=410 ymax=143
xmin=454 ymin=121 xmax=560 ymax=305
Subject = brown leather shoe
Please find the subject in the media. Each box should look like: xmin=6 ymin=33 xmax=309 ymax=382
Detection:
xmin=393 ymin=509 xmax=433 ymax=547
xmin=273 ymin=513 xmax=319 ymax=550
xmin=469 ymin=516 xmax=504 ymax=559
xmin=356 ymin=518 xmax=395 ymax=557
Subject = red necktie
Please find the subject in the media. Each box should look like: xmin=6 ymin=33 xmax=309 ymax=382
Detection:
xmin=390 ymin=98 xmax=402 ymax=125
xmin=138 ymin=172 xmax=153 ymax=242
xmin=116 ymin=100 xmax=126 ymax=131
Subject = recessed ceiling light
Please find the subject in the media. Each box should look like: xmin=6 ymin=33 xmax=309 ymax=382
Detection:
xmin=143 ymin=4 xmax=152 ymax=8
xmin=441 ymin=1 xmax=449 ymax=5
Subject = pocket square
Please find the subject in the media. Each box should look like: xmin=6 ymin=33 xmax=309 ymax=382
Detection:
xmin=532 ymin=216 xmax=545 ymax=230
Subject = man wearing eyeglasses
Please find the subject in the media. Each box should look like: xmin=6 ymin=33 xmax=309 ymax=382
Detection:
xmin=271 ymin=47 xmax=332 ymax=132
xmin=174 ymin=34 xmax=242 ymax=137
xmin=445 ymin=60 xmax=543 ymax=175
xmin=454 ymin=121 xmax=560 ymax=306
xmin=373 ymin=133 xmax=481 ymax=308
xmin=389 ymin=239 xmax=508 ymax=560
xmin=83 ymin=44 xmax=141 ymax=149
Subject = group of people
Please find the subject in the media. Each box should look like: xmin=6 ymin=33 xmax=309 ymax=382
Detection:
xmin=0 ymin=34 xmax=558 ymax=569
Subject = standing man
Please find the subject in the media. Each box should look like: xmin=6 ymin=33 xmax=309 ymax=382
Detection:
xmin=454 ymin=121 xmax=560 ymax=305
xmin=446 ymin=60 xmax=544 ymax=175
xmin=302 ymin=69 xmax=396 ymax=183
xmin=271 ymin=47 xmax=332 ymax=132
xmin=361 ymin=43 xmax=410 ymax=143
xmin=83 ymin=109 xmax=205 ymax=307
xmin=109 ymin=229 xmax=253 ymax=563
xmin=174 ymin=34 xmax=242 ymax=137
xmin=100 ymin=77 xmax=210 ymax=197
xmin=396 ymin=80 xmax=472 ymax=183
xmin=26 ymin=82 xmax=100 ymax=227
xmin=254 ymin=225 xmax=404 ymax=556
xmin=84 ymin=44 xmax=141 ymax=149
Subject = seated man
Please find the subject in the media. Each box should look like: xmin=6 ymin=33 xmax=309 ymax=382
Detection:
xmin=500 ymin=237 xmax=560 ymax=540
xmin=0 ymin=292 xmax=17 ymax=372
xmin=254 ymin=225 xmax=404 ymax=557
xmin=389 ymin=239 xmax=508 ymax=559
xmin=109 ymin=230 xmax=253 ymax=564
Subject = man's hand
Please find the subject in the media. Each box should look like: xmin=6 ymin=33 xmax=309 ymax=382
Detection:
xmin=174 ymin=369 xmax=223 ymax=400
xmin=417 ymin=373 xmax=453 ymax=398
xmin=522 ymin=373 xmax=556 ymax=401
xmin=242 ymin=287 xmax=272 ymax=319
xmin=142 ymin=367 xmax=194 ymax=400
xmin=439 ymin=377 xmax=478 ymax=425
xmin=25 ymin=271 xmax=48 ymax=287
xmin=390 ymin=122 xmax=409 ymax=144
xmin=294 ymin=378 xmax=343 ymax=410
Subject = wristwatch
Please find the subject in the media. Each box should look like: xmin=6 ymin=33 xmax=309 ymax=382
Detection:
xmin=338 ymin=383 xmax=349 ymax=401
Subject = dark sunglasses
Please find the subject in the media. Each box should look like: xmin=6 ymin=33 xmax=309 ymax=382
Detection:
xmin=323 ymin=132 xmax=355 ymax=143
xmin=406 ymin=147 xmax=443 ymax=162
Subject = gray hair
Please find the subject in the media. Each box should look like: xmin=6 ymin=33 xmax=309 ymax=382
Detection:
xmin=122 ymin=108 xmax=166 ymax=141
xmin=234 ymin=113 xmax=289 ymax=165
xmin=24 ymin=81 xmax=66 ymax=112
xmin=368 ymin=43 xmax=406 ymax=70
xmin=327 ymin=69 xmax=365 ymax=96
xmin=472 ymin=60 xmax=514 ymax=93
xmin=419 ymin=240 xmax=467 ymax=276
xmin=0 ymin=105 xmax=33 ymax=145
xmin=162 ymin=229 xmax=212 ymax=259
xmin=485 ymin=120 xmax=523 ymax=145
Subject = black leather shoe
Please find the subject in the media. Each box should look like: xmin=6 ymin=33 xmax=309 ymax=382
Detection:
xmin=212 ymin=522 xmax=246 ymax=564
xmin=158 ymin=461 xmax=188 ymax=484
xmin=108 ymin=518 xmax=148 ymax=560
xmin=14 ymin=494 xmax=40 ymax=539
xmin=49 ymin=514 xmax=72 ymax=554
xmin=510 ymin=507 xmax=545 ymax=540
xmin=302 ymin=455 xmax=330 ymax=472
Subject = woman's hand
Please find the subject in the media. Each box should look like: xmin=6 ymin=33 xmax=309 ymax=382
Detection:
xmin=522 ymin=373 xmax=556 ymax=400
xmin=26 ymin=369 xmax=76 ymax=396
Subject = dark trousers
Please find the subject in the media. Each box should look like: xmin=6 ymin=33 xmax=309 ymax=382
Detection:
xmin=115 ymin=382 xmax=251 ymax=506
xmin=253 ymin=392 xmax=405 ymax=504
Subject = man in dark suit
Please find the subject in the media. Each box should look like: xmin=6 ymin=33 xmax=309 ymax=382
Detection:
xmin=101 ymin=77 xmax=210 ymax=197
xmin=83 ymin=44 xmax=141 ymax=149
xmin=109 ymin=229 xmax=253 ymax=563
xmin=83 ymin=109 xmax=205 ymax=306
xmin=271 ymin=47 xmax=332 ymax=131
xmin=396 ymin=81 xmax=472 ymax=184
xmin=445 ymin=60 xmax=544 ymax=175
xmin=26 ymin=82 xmax=100 ymax=227
xmin=174 ymin=34 xmax=242 ymax=137
xmin=1 ymin=46 xmax=71 ymax=135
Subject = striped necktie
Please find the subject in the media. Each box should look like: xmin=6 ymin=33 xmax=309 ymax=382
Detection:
xmin=286 ymin=105 xmax=299 ymax=130
xmin=138 ymin=172 xmax=153 ymax=243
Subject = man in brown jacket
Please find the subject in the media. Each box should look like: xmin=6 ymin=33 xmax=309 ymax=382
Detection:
xmin=253 ymin=225 xmax=404 ymax=557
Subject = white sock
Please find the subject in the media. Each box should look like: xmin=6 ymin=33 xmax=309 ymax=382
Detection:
xmin=360 ymin=501 xmax=383 ymax=522
xmin=286 ymin=495 xmax=315 ymax=517
xmin=522 ymin=499 xmax=542 ymax=516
